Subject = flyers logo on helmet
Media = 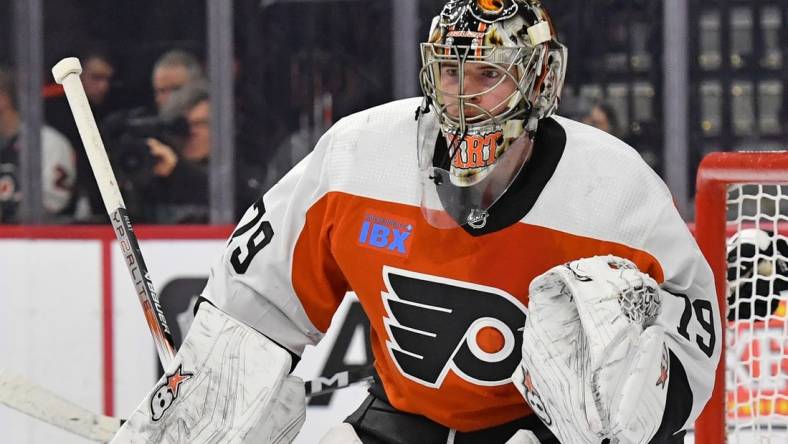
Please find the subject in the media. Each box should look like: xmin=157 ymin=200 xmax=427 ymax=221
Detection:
xmin=440 ymin=0 xmax=519 ymax=27
xmin=477 ymin=0 xmax=504 ymax=12
xmin=471 ymin=0 xmax=519 ymax=22
xmin=381 ymin=266 xmax=527 ymax=388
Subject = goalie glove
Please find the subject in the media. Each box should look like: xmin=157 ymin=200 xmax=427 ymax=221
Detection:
xmin=111 ymin=303 xmax=306 ymax=443
xmin=513 ymin=256 xmax=670 ymax=444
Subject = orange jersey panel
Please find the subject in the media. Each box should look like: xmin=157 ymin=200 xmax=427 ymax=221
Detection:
xmin=292 ymin=191 xmax=664 ymax=432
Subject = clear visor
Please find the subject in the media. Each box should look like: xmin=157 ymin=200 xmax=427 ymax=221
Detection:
xmin=416 ymin=108 xmax=534 ymax=229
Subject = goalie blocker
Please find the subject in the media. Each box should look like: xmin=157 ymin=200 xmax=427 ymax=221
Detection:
xmin=110 ymin=303 xmax=305 ymax=443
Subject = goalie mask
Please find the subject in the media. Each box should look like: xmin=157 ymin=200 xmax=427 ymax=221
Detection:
xmin=417 ymin=0 xmax=567 ymax=228
xmin=726 ymin=228 xmax=788 ymax=320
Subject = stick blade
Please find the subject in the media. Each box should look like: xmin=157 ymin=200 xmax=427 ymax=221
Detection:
xmin=0 ymin=368 xmax=120 ymax=442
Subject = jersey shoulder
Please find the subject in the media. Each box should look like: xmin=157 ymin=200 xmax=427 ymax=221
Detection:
xmin=316 ymin=98 xmax=423 ymax=205
xmin=553 ymin=116 xmax=670 ymax=200
xmin=329 ymin=97 xmax=424 ymax=141
xmin=525 ymin=116 xmax=675 ymax=249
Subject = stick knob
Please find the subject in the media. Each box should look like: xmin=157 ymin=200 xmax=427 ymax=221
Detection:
xmin=52 ymin=57 xmax=82 ymax=84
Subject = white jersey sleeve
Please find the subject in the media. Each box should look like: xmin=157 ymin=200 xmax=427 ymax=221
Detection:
xmin=644 ymin=199 xmax=721 ymax=433
xmin=202 ymin=121 xmax=351 ymax=356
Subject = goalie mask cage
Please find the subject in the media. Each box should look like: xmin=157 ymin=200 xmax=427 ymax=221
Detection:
xmin=695 ymin=151 xmax=788 ymax=443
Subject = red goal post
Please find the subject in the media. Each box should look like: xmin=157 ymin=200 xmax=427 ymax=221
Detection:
xmin=694 ymin=151 xmax=788 ymax=443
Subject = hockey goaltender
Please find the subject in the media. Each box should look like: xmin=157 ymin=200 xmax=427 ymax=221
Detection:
xmin=112 ymin=1 xmax=721 ymax=443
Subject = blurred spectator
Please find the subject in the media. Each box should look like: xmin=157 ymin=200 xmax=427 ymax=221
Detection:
xmin=582 ymin=101 xmax=620 ymax=137
xmin=96 ymin=49 xmax=206 ymax=223
xmin=45 ymin=49 xmax=116 ymax=222
xmin=578 ymin=100 xmax=661 ymax=172
xmin=82 ymin=53 xmax=115 ymax=107
xmin=0 ymin=67 xmax=76 ymax=223
xmin=46 ymin=50 xmax=115 ymax=145
xmin=152 ymin=50 xmax=204 ymax=113
xmin=138 ymin=81 xmax=210 ymax=223
xmin=139 ymin=79 xmax=266 ymax=223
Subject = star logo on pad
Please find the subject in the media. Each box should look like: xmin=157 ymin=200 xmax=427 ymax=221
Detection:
xmin=166 ymin=365 xmax=193 ymax=397
xmin=150 ymin=364 xmax=194 ymax=421
xmin=655 ymin=346 xmax=669 ymax=389
xmin=524 ymin=372 xmax=535 ymax=393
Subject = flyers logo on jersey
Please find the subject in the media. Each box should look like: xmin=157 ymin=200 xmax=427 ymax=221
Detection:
xmin=381 ymin=266 xmax=527 ymax=388
xmin=358 ymin=212 xmax=415 ymax=257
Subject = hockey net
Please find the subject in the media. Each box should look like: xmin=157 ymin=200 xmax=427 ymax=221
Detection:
xmin=694 ymin=151 xmax=788 ymax=443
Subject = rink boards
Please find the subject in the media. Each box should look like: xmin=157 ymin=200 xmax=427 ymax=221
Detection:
xmin=0 ymin=226 xmax=785 ymax=443
xmin=0 ymin=226 xmax=369 ymax=443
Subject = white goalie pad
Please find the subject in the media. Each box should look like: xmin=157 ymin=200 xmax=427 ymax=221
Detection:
xmin=111 ymin=303 xmax=306 ymax=444
xmin=514 ymin=256 xmax=669 ymax=444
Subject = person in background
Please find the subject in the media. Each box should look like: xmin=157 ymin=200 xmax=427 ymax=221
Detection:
xmin=141 ymin=79 xmax=262 ymax=224
xmin=582 ymin=101 xmax=619 ymax=137
xmin=151 ymin=49 xmax=205 ymax=113
xmin=96 ymin=49 xmax=206 ymax=223
xmin=0 ymin=66 xmax=76 ymax=223
xmin=47 ymin=49 xmax=115 ymax=139
xmin=46 ymin=49 xmax=115 ymax=222
xmin=580 ymin=100 xmax=663 ymax=172
xmin=140 ymin=81 xmax=210 ymax=223
xmin=81 ymin=52 xmax=115 ymax=108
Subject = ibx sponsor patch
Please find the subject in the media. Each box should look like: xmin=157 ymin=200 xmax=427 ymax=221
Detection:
xmin=358 ymin=211 xmax=415 ymax=257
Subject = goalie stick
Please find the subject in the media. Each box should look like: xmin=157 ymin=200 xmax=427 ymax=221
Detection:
xmin=1 ymin=365 xmax=373 ymax=442
xmin=53 ymin=57 xmax=177 ymax=366
xmin=49 ymin=56 xmax=374 ymax=439
xmin=0 ymin=368 xmax=120 ymax=442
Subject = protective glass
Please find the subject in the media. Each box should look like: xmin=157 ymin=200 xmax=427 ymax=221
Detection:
xmin=416 ymin=106 xmax=533 ymax=229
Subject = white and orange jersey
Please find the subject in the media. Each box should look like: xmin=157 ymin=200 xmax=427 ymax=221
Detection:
xmin=203 ymin=98 xmax=720 ymax=433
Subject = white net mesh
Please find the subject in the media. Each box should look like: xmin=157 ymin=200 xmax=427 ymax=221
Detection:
xmin=725 ymin=183 xmax=788 ymax=442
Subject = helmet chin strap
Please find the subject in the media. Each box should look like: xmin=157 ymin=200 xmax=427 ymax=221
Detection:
xmin=415 ymin=96 xmax=432 ymax=121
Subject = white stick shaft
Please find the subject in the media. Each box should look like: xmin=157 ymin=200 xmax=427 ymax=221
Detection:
xmin=52 ymin=58 xmax=124 ymax=214
xmin=0 ymin=368 xmax=121 ymax=442
xmin=52 ymin=57 xmax=177 ymax=366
